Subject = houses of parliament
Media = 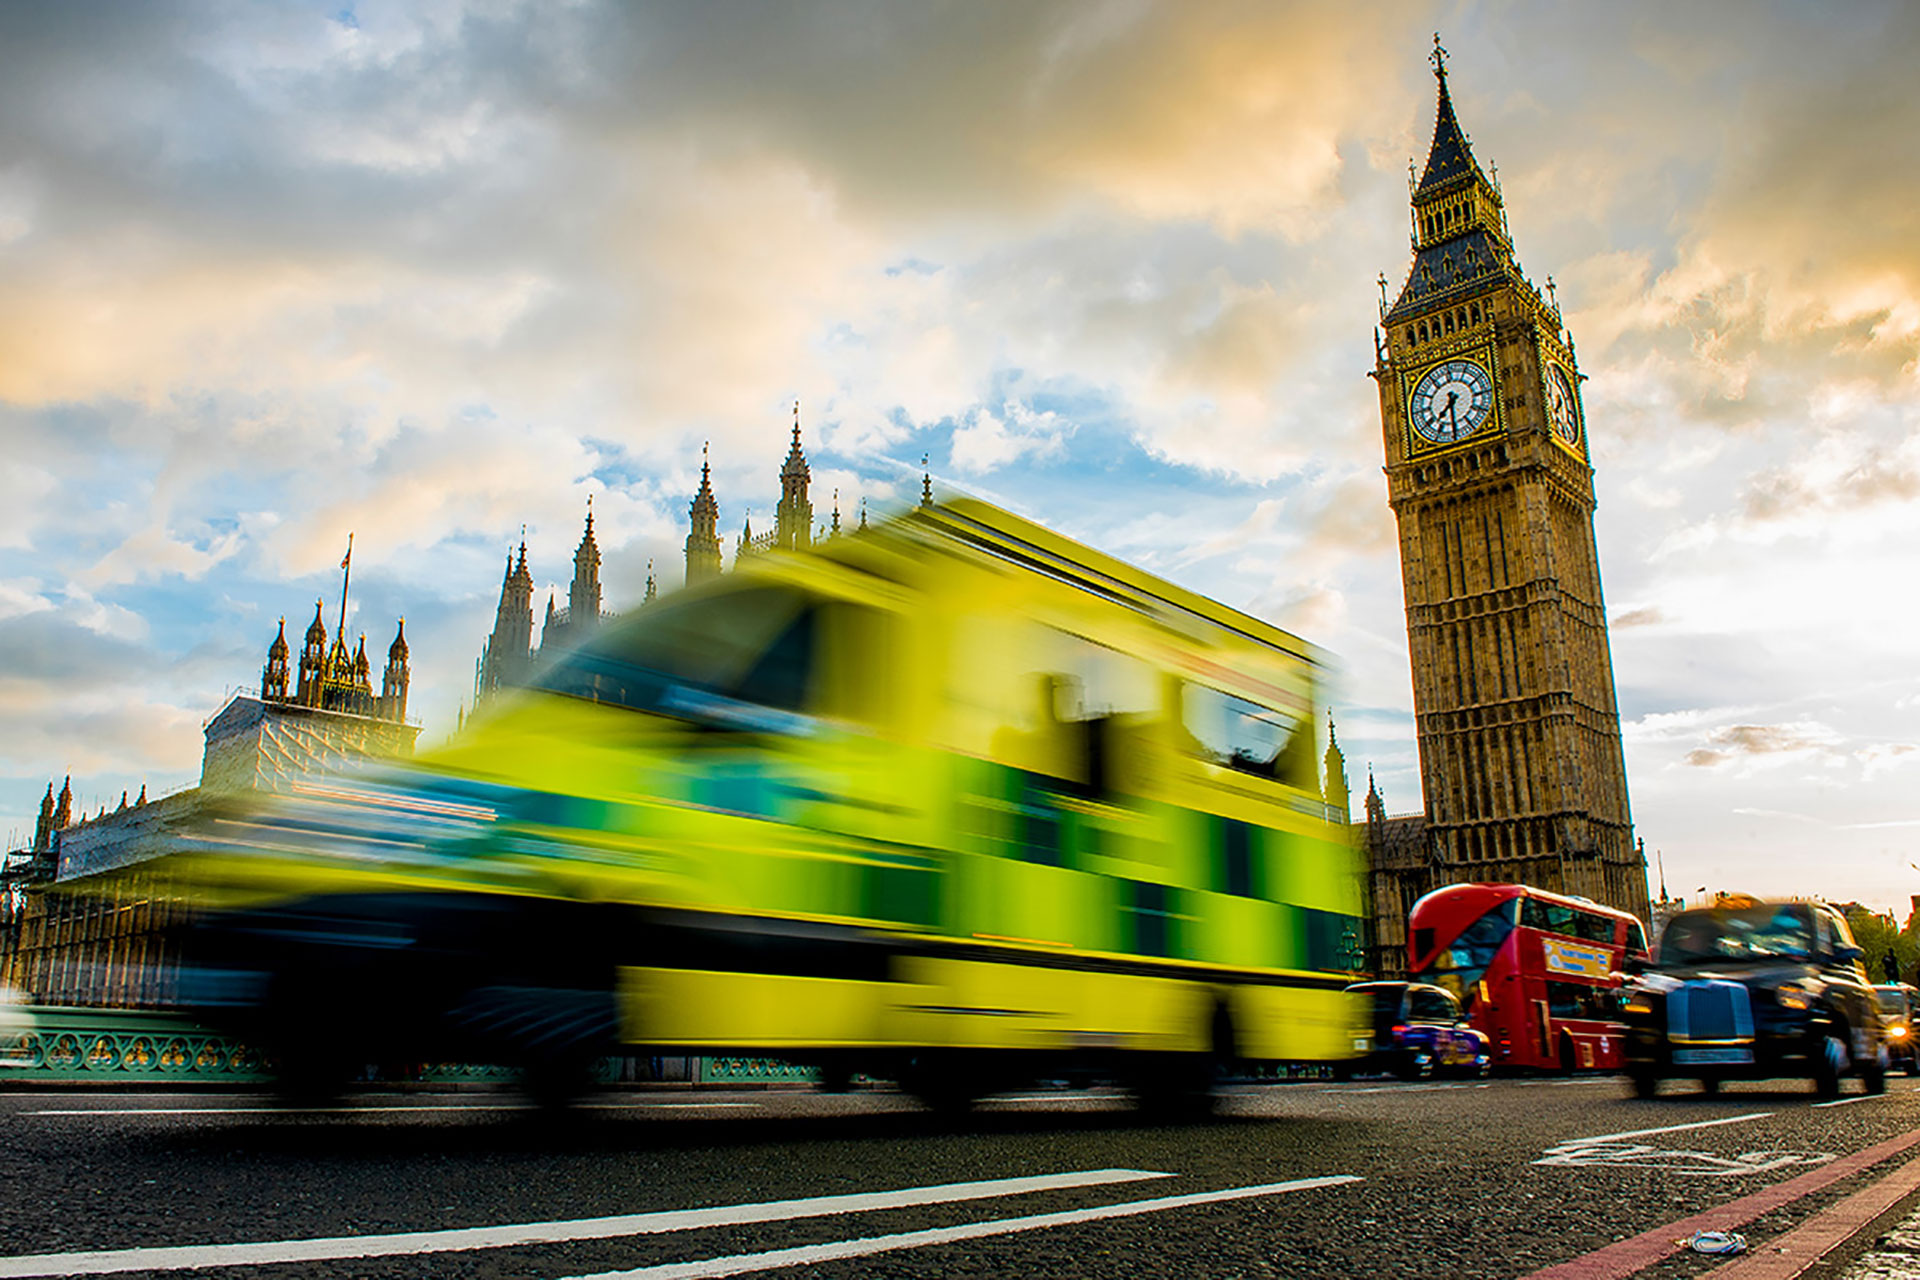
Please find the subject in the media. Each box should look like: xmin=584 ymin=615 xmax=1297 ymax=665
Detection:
xmin=472 ymin=405 xmax=901 ymax=706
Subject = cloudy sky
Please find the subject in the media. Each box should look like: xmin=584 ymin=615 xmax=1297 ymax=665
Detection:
xmin=3 ymin=1 xmax=1917 ymax=913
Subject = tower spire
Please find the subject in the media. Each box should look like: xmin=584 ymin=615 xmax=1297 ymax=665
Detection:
xmin=570 ymin=496 xmax=602 ymax=632
xmin=921 ymin=455 xmax=933 ymax=507
xmin=776 ymin=402 xmax=813 ymax=550
xmin=686 ymin=439 xmax=723 ymax=584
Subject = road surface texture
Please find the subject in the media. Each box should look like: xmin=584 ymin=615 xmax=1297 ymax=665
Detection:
xmin=6 ymin=1075 xmax=1920 ymax=1279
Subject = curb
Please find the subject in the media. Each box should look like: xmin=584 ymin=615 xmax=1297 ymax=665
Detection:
xmin=1704 ymin=1151 xmax=1920 ymax=1279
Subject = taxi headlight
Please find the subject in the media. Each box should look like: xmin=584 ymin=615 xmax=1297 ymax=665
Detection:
xmin=1890 ymin=1024 xmax=1909 ymax=1039
xmin=1775 ymin=984 xmax=1814 ymax=1011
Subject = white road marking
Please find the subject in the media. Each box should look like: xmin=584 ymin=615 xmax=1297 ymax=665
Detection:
xmin=1534 ymin=1140 xmax=1833 ymax=1177
xmin=562 ymin=1175 xmax=1364 ymax=1280
xmin=1813 ymin=1094 xmax=1888 ymax=1108
xmin=1561 ymin=1111 xmax=1773 ymax=1146
xmin=1320 ymin=1082 xmax=1492 ymax=1094
xmin=23 ymin=1102 xmax=758 ymax=1117
xmin=0 ymin=1169 xmax=1170 ymax=1278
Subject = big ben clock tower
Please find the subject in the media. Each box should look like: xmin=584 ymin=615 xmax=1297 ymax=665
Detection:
xmin=1371 ymin=40 xmax=1650 ymax=930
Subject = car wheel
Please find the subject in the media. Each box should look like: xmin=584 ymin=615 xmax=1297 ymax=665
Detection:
xmin=1698 ymin=1076 xmax=1720 ymax=1096
xmin=1812 ymin=1033 xmax=1849 ymax=1100
xmin=1863 ymin=1046 xmax=1889 ymax=1096
xmin=1398 ymin=1051 xmax=1434 ymax=1082
xmin=1628 ymin=1070 xmax=1659 ymax=1099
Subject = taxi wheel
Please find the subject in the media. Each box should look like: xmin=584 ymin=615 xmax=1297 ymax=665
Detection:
xmin=1812 ymin=1033 xmax=1848 ymax=1100
xmin=1398 ymin=1051 xmax=1434 ymax=1082
xmin=1862 ymin=1048 xmax=1888 ymax=1096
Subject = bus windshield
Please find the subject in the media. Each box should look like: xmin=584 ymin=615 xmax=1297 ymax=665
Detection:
xmin=1411 ymin=899 xmax=1517 ymax=1008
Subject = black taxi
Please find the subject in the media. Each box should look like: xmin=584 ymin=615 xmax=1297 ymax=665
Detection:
xmin=1623 ymin=898 xmax=1888 ymax=1099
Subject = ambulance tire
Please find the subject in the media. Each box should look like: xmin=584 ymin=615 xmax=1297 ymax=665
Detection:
xmin=902 ymin=1056 xmax=982 ymax=1115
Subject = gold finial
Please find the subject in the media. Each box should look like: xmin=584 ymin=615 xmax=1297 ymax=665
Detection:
xmin=1430 ymin=32 xmax=1449 ymax=81
xmin=1376 ymin=272 xmax=1389 ymax=319
xmin=1545 ymin=276 xmax=1558 ymax=309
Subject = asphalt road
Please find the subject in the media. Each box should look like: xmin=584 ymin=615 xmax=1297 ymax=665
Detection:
xmin=5 ymin=1074 xmax=1920 ymax=1280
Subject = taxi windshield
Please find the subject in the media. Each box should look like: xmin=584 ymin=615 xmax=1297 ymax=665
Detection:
xmin=1661 ymin=904 xmax=1814 ymax=964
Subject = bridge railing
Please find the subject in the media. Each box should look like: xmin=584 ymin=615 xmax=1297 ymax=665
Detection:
xmin=0 ymin=1006 xmax=813 ymax=1088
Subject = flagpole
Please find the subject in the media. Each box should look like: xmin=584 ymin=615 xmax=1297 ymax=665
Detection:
xmin=337 ymin=532 xmax=353 ymax=650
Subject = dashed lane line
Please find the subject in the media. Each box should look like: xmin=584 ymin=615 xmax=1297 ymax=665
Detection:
xmin=1814 ymin=1094 xmax=1891 ymax=1109
xmin=0 ymin=1169 xmax=1170 ymax=1278
xmin=561 ymin=1175 xmax=1365 ymax=1280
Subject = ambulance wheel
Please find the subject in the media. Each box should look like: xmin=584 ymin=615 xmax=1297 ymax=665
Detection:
xmin=902 ymin=1057 xmax=980 ymax=1115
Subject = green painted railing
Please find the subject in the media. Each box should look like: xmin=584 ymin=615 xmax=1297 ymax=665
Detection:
xmin=698 ymin=1056 xmax=820 ymax=1083
xmin=1 ymin=1005 xmax=270 ymax=1084
xmin=0 ymin=1006 xmax=813 ymax=1088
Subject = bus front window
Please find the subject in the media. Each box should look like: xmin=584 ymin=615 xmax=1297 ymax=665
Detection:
xmin=1413 ymin=900 xmax=1518 ymax=1011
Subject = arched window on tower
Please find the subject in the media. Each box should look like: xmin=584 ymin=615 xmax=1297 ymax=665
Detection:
xmin=1470 ymin=301 xmax=1481 ymax=324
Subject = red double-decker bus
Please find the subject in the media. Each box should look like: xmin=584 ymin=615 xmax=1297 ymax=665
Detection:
xmin=1407 ymin=883 xmax=1651 ymax=1072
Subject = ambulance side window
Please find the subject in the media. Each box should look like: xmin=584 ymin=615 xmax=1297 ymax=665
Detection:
xmin=1181 ymin=685 xmax=1314 ymax=788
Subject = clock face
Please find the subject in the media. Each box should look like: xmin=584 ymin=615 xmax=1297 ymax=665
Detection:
xmin=1409 ymin=358 xmax=1495 ymax=445
xmin=1545 ymin=364 xmax=1580 ymax=443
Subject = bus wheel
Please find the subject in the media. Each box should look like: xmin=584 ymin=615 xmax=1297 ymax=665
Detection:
xmin=1698 ymin=1076 xmax=1720 ymax=1096
xmin=1558 ymin=1035 xmax=1578 ymax=1075
xmin=1628 ymin=1070 xmax=1659 ymax=1099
